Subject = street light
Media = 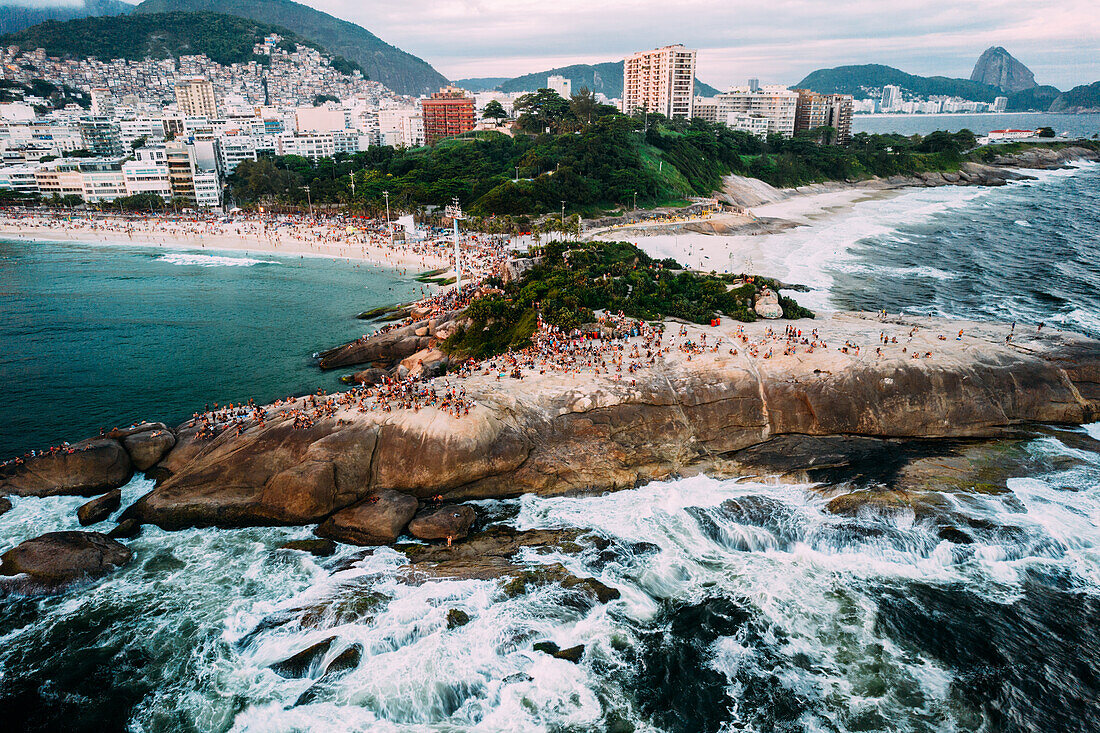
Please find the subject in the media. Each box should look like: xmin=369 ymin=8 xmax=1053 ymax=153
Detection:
xmin=633 ymin=191 xmax=637 ymax=212
xmin=382 ymin=189 xmax=392 ymax=245
xmin=514 ymin=166 xmax=519 ymax=182
xmin=560 ymin=200 xmax=565 ymax=227
xmin=302 ymin=185 xmax=313 ymax=217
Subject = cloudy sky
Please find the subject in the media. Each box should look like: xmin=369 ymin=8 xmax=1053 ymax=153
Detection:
xmin=301 ymin=0 xmax=1100 ymax=89
xmin=13 ymin=0 xmax=1099 ymax=88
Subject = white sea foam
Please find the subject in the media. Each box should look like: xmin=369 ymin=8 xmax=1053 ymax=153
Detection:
xmin=158 ymin=252 xmax=275 ymax=267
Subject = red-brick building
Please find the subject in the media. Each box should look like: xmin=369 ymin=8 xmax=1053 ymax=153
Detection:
xmin=421 ymin=86 xmax=475 ymax=145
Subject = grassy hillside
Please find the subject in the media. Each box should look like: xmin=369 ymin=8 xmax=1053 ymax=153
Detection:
xmin=134 ymin=0 xmax=447 ymax=95
xmin=0 ymin=0 xmax=131 ymax=35
xmin=0 ymin=11 xmax=324 ymax=67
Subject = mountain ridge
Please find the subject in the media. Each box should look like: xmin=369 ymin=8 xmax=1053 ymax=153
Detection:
xmin=0 ymin=0 xmax=132 ymax=35
xmin=133 ymin=0 xmax=447 ymax=95
xmin=456 ymin=61 xmax=720 ymax=99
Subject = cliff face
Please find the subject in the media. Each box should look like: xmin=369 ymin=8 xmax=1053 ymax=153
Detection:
xmin=970 ymin=46 xmax=1037 ymax=93
xmin=116 ymin=313 xmax=1100 ymax=531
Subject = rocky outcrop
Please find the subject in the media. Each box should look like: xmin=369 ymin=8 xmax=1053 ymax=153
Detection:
xmin=0 ymin=438 xmax=132 ymax=497
xmin=0 ymin=423 xmax=180 ymax=498
xmin=408 ymin=505 xmax=475 ymax=542
xmin=0 ymin=531 xmax=132 ymax=593
xmin=753 ymin=288 xmax=783 ymax=319
xmin=317 ymin=310 xmax=463 ymax=371
xmin=77 ymin=488 xmax=121 ymax=526
xmin=970 ymin=46 xmax=1037 ymax=92
xmin=314 ymin=490 xmax=419 ymax=545
xmin=121 ymin=313 xmax=1100 ymax=533
xmin=0 ymin=497 xmax=10 ymax=517
xmin=121 ymin=427 xmax=176 ymax=471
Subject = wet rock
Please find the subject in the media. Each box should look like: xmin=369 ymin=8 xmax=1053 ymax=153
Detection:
xmin=108 ymin=518 xmax=142 ymax=540
xmin=533 ymin=641 xmax=585 ymax=663
xmin=316 ymin=490 xmax=418 ymax=545
xmin=0 ymin=438 xmax=132 ymax=497
xmin=408 ymin=505 xmax=475 ymax=542
xmin=502 ymin=563 xmax=620 ymax=603
xmin=826 ymin=490 xmax=913 ymax=516
xmin=278 ymin=539 xmax=338 ymax=557
xmin=0 ymin=531 xmax=132 ymax=593
xmin=325 ymin=644 xmax=362 ymax=675
xmin=270 ymin=637 xmax=334 ymax=678
xmin=121 ymin=428 xmax=176 ymax=471
xmin=0 ymin=497 xmax=10 ymax=517
xmin=447 ymin=608 xmax=470 ymax=629
xmin=77 ymin=488 xmax=122 ymax=526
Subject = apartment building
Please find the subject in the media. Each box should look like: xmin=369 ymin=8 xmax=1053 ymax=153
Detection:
xmin=547 ymin=75 xmax=571 ymax=98
xmin=378 ymin=107 xmax=425 ymax=148
xmin=622 ymin=44 xmax=697 ymax=119
xmin=714 ymin=86 xmax=798 ymax=137
xmin=421 ymin=86 xmax=475 ymax=145
xmin=78 ymin=116 xmax=123 ymax=157
xmin=122 ymin=147 xmax=171 ymax=198
xmin=824 ymin=94 xmax=854 ymax=144
xmin=175 ymin=77 xmax=219 ymax=119
xmin=793 ymin=90 xmax=853 ymax=143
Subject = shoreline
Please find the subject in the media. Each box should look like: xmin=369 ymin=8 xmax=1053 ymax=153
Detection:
xmin=0 ymin=224 xmax=450 ymax=273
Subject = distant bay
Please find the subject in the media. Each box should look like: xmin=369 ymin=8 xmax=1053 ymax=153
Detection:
xmin=0 ymin=241 xmax=425 ymax=457
xmin=854 ymin=111 xmax=1100 ymax=137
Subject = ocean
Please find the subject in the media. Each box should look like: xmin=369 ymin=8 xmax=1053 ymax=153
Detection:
xmin=0 ymin=242 xmax=426 ymax=457
xmin=2 ymin=163 xmax=1100 ymax=732
xmin=853 ymin=111 xmax=1100 ymax=137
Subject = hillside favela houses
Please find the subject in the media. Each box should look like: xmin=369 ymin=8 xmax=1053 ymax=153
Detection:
xmin=0 ymin=36 xmax=1052 ymax=209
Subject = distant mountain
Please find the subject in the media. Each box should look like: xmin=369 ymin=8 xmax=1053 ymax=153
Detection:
xmin=464 ymin=61 xmax=719 ymax=99
xmin=796 ymin=64 xmax=1000 ymax=101
xmin=134 ymin=0 xmax=447 ymax=95
xmin=970 ymin=46 xmax=1036 ymax=92
xmin=1005 ymin=85 xmax=1062 ymax=112
xmin=451 ymin=77 xmax=510 ymax=92
xmin=0 ymin=11 xmax=331 ymax=67
xmin=0 ymin=0 xmax=131 ymax=35
xmin=1049 ymin=81 xmax=1100 ymax=113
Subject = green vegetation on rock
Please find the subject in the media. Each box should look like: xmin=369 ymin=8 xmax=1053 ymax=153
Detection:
xmin=443 ymin=240 xmax=813 ymax=360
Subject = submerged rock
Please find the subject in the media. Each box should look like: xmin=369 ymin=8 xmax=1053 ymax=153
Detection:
xmin=0 ymin=438 xmax=132 ymax=497
xmin=107 ymin=518 xmax=142 ymax=540
xmin=0 ymin=497 xmax=10 ymax=517
xmin=278 ymin=539 xmax=338 ymax=557
xmin=316 ymin=490 xmax=418 ymax=545
xmin=408 ymin=505 xmax=476 ymax=542
xmin=532 ymin=641 xmax=585 ymax=663
xmin=0 ymin=531 xmax=132 ymax=593
xmin=270 ymin=637 xmax=334 ymax=678
xmin=77 ymin=489 xmax=122 ymax=526
xmin=447 ymin=608 xmax=470 ymax=628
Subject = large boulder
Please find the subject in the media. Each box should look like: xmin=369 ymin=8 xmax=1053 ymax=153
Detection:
xmin=77 ymin=488 xmax=122 ymax=526
xmin=400 ymin=347 xmax=449 ymax=380
xmin=0 ymin=438 xmax=132 ymax=497
xmin=0 ymin=531 xmax=132 ymax=593
xmin=122 ymin=428 xmax=176 ymax=471
xmin=754 ymin=288 xmax=783 ymax=319
xmin=408 ymin=505 xmax=476 ymax=542
xmin=316 ymin=490 xmax=418 ymax=545
xmin=0 ymin=497 xmax=10 ymax=517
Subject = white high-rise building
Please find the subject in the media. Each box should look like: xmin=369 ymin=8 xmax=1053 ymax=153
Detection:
xmin=622 ymin=44 xmax=697 ymax=119
xmin=992 ymin=96 xmax=1008 ymax=113
xmin=547 ymin=75 xmax=571 ymax=98
xmin=880 ymin=85 xmax=902 ymax=111
xmin=714 ymin=85 xmax=798 ymax=137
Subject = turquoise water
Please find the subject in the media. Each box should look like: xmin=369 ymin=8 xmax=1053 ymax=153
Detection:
xmin=0 ymin=241 xmax=425 ymax=457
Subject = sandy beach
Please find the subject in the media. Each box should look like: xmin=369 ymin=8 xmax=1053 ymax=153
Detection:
xmin=0 ymin=219 xmax=450 ymax=272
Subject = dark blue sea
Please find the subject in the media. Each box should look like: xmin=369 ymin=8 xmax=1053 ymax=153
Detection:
xmin=1 ymin=163 xmax=1099 ymax=732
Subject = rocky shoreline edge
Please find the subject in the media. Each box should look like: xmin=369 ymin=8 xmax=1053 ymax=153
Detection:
xmin=2 ymin=310 xmax=1098 ymax=596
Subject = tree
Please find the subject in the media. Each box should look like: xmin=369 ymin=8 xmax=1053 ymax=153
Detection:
xmin=569 ymin=88 xmax=598 ymax=126
xmin=482 ymin=100 xmax=507 ymax=126
xmin=513 ymin=89 xmax=572 ymax=134
xmin=130 ymin=135 xmax=148 ymax=151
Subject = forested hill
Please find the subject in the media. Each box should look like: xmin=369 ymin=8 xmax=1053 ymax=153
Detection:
xmin=1050 ymin=81 xmax=1100 ymax=113
xmin=795 ymin=63 xmax=1061 ymax=111
xmin=457 ymin=61 xmax=720 ymax=98
xmin=0 ymin=0 xmax=131 ymax=35
xmin=0 ymin=12 xmax=333 ymax=67
xmin=134 ymin=0 xmax=447 ymax=96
